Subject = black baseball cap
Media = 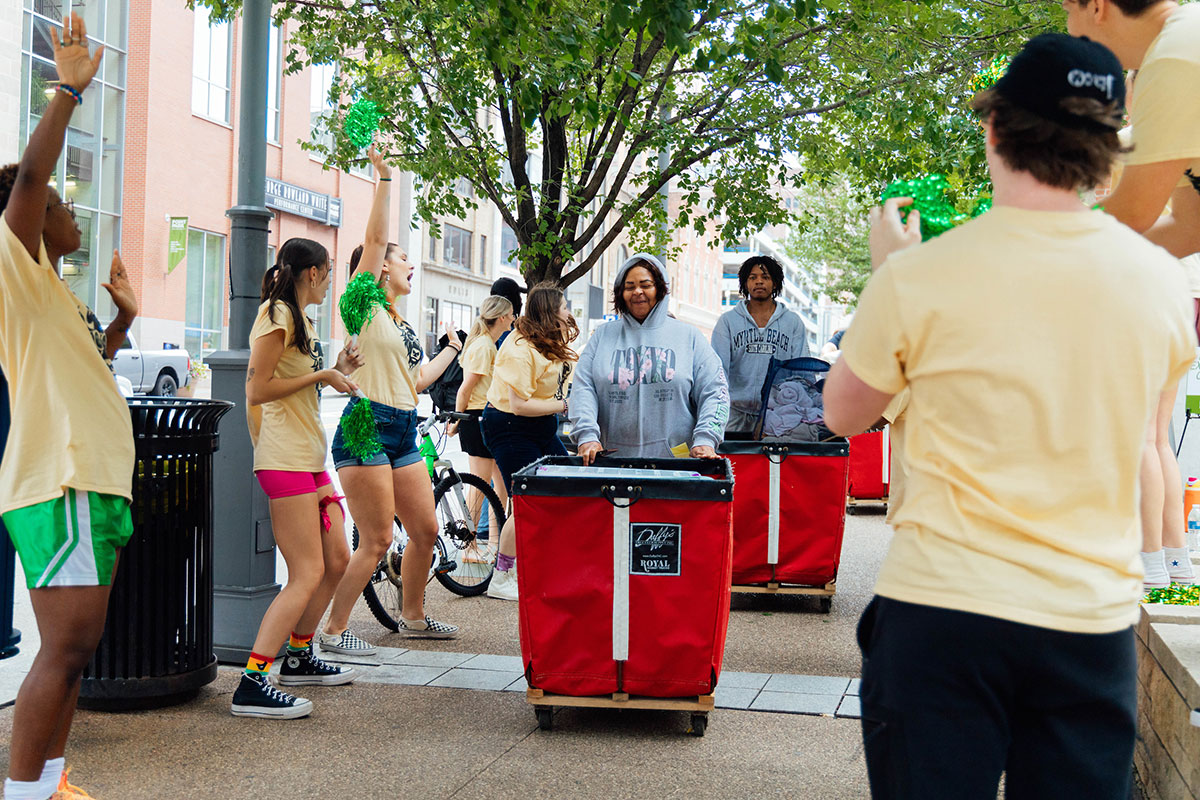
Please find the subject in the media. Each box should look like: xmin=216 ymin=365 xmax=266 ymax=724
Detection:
xmin=490 ymin=277 xmax=527 ymax=316
xmin=993 ymin=33 xmax=1125 ymax=131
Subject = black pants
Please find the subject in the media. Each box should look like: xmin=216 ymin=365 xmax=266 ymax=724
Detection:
xmin=857 ymin=596 xmax=1136 ymax=800
xmin=480 ymin=406 xmax=567 ymax=494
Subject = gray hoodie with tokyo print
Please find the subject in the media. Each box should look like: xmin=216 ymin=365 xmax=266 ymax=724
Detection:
xmin=568 ymin=253 xmax=730 ymax=456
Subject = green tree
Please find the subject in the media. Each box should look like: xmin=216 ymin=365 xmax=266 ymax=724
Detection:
xmin=785 ymin=177 xmax=872 ymax=307
xmin=210 ymin=0 xmax=1054 ymax=286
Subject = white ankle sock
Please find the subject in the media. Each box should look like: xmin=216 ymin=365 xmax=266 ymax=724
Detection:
xmin=1142 ymin=549 xmax=1170 ymax=587
xmin=40 ymin=758 xmax=64 ymax=787
xmin=4 ymin=776 xmax=53 ymax=800
xmin=1165 ymin=546 xmax=1196 ymax=581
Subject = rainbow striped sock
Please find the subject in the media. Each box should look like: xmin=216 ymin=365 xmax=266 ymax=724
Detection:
xmin=287 ymin=632 xmax=314 ymax=653
xmin=245 ymin=652 xmax=274 ymax=677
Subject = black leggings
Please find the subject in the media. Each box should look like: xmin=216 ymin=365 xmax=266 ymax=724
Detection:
xmin=480 ymin=406 xmax=567 ymax=494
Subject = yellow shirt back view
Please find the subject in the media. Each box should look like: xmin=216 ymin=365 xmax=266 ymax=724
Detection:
xmin=842 ymin=207 xmax=1194 ymax=634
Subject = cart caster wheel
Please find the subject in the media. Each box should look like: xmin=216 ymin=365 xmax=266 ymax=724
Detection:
xmin=689 ymin=713 xmax=708 ymax=737
xmin=817 ymin=596 xmax=833 ymax=614
xmin=535 ymin=708 xmax=554 ymax=731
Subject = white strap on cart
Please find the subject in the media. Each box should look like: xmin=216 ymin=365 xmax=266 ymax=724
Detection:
xmin=612 ymin=504 xmax=631 ymax=662
xmin=881 ymin=426 xmax=890 ymax=484
xmin=768 ymin=458 xmax=780 ymax=565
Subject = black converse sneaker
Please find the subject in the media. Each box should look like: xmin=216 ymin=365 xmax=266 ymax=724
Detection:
xmin=231 ymin=672 xmax=313 ymax=719
xmin=397 ymin=615 xmax=459 ymax=639
xmin=277 ymin=648 xmax=356 ymax=686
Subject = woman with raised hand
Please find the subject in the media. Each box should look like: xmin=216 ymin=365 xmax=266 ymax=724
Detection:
xmin=0 ymin=15 xmax=137 ymax=799
xmin=447 ymin=295 xmax=514 ymax=536
xmin=320 ymin=147 xmax=463 ymax=647
xmin=481 ymin=283 xmax=579 ymax=601
xmin=232 ymin=238 xmax=364 ymax=720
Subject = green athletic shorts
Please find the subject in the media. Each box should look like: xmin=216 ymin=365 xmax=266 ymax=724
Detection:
xmin=2 ymin=489 xmax=133 ymax=589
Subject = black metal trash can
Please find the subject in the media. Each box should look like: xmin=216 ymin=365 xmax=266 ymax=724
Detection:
xmin=80 ymin=397 xmax=233 ymax=710
xmin=0 ymin=369 xmax=20 ymax=661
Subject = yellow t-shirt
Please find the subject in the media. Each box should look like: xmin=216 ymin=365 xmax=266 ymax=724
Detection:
xmin=841 ymin=206 xmax=1194 ymax=634
xmin=460 ymin=334 xmax=497 ymax=410
xmin=1126 ymin=4 xmax=1200 ymax=189
xmin=486 ymin=333 xmax=573 ymax=413
xmin=882 ymin=389 xmax=909 ymax=524
xmin=246 ymin=302 xmax=327 ymax=472
xmin=353 ymin=306 xmax=421 ymax=410
xmin=0 ymin=219 xmax=134 ymax=513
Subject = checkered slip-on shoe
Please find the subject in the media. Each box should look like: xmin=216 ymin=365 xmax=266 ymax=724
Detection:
xmin=398 ymin=616 xmax=459 ymax=639
xmin=318 ymin=628 xmax=378 ymax=656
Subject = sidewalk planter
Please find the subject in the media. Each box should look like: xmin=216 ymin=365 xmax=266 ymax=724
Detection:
xmin=847 ymin=428 xmax=890 ymax=506
xmin=718 ymin=437 xmax=849 ymax=610
xmin=512 ymin=456 xmax=733 ymax=730
xmin=1135 ymin=603 xmax=1200 ymax=800
xmin=80 ymin=398 xmax=233 ymax=710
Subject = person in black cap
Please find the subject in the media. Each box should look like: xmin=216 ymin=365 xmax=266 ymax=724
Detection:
xmin=823 ymin=33 xmax=1195 ymax=798
xmin=489 ymin=277 xmax=526 ymax=348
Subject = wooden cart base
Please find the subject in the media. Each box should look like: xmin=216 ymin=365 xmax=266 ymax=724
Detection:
xmin=526 ymin=688 xmax=715 ymax=736
xmin=847 ymin=495 xmax=889 ymax=509
xmin=731 ymin=580 xmax=836 ymax=612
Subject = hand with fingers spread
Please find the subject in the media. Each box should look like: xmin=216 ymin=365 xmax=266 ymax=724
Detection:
xmin=52 ymin=12 xmax=104 ymax=93
xmin=869 ymin=197 xmax=922 ymax=271
xmin=367 ymin=146 xmax=392 ymax=181
xmin=101 ymin=250 xmax=138 ymax=320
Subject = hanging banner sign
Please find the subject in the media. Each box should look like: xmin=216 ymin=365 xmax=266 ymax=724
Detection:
xmin=167 ymin=216 xmax=188 ymax=273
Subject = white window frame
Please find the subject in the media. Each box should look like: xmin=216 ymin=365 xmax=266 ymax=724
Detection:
xmin=191 ymin=4 xmax=232 ymax=123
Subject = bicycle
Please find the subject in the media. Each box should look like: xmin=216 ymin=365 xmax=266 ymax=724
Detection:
xmin=351 ymin=410 xmax=506 ymax=631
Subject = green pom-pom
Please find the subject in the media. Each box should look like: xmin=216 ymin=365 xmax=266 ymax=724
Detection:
xmin=881 ymin=175 xmax=967 ymax=241
xmin=970 ymin=196 xmax=992 ymax=217
xmin=341 ymin=397 xmax=384 ymax=461
xmin=968 ymin=55 xmax=1010 ymax=94
xmin=1143 ymin=583 xmax=1200 ymax=606
xmin=339 ymin=271 xmax=389 ymax=336
xmin=344 ymin=99 xmax=381 ymax=150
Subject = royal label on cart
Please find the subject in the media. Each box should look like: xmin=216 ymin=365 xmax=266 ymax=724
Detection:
xmin=630 ymin=523 xmax=681 ymax=575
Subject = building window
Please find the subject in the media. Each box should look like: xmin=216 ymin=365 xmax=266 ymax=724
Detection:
xmin=21 ymin=0 xmax=127 ymax=316
xmin=429 ymin=232 xmax=439 ymax=263
xmin=501 ymin=225 xmax=519 ymax=268
xmin=439 ymin=300 xmax=472 ymax=336
xmin=184 ymin=229 xmax=227 ymax=358
xmin=267 ymin=23 xmax=282 ymax=143
xmin=192 ymin=4 xmax=231 ymax=123
xmin=454 ymin=177 xmax=473 ymax=198
xmin=423 ymin=296 xmax=438 ymax=354
xmin=442 ymin=224 xmax=472 ymax=270
xmin=479 ymin=234 xmax=487 ymax=275
xmin=309 ymin=62 xmax=336 ymax=154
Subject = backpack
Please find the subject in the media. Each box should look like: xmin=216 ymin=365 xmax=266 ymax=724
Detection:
xmin=425 ymin=329 xmax=468 ymax=413
xmin=754 ymin=356 xmax=833 ymax=442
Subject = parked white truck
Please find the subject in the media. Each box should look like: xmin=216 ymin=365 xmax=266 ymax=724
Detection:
xmin=112 ymin=332 xmax=191 ymax=396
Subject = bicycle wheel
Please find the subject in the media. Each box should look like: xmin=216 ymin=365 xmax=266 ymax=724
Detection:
xmin=353 ymin=518 xmax=448 ymax=631
xmin=433 ymin=471 xmax=505 ymax=596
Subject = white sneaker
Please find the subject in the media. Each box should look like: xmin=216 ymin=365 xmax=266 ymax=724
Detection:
xmin=1165 ymin=547 xmax=1196 ymax=585
xmin=1142 ymin=550 xmax=1170 ymax=590
xmin=487 ymin=568 xmax=519 ymax=601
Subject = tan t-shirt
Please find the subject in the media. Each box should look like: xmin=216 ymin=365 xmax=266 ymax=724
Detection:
xmin=247 ymin=302 xmax=327 ymax=472
xmin=1126 ymin=4 xmax=1200 ymax=189
xmin=0 ymin=219 xmax=134 ymax=513
xmin=841 ymin=206 xmax=1194 ymax=634
xmin=460 ymin=334 xmax=497 ymax=410
xmin=353 ymin=306 xmax=421 ymax=410
xmin=882 ymin=389 xmax=909 ymax=524
xmin=486 ymin=333 xmax=573 ymax=413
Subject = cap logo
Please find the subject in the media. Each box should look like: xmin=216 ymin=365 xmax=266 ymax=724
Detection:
xmin=1067 ymin=69 xmax=1115 ymax=99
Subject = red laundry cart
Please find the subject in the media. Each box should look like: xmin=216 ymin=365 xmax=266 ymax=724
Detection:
xmin=718 ymin=438 xmax=849 ymax=611
xmin=847 ymin=428 xmax=890 ymax=508
xmin=512 ymin=456 xmax=734 ymax=736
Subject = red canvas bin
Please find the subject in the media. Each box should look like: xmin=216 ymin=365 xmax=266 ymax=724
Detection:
xmin=512 ymin=456 xmax=734 ymax=699
xmin=718 ymin=438 xmax=850 ymax=587
xmin=848 ymin=428 xmax=890 ymax=500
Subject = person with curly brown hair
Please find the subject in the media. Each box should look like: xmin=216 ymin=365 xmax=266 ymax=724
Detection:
xmin=0 ymin=14 xmax=140 ymax=800
xmin=479 ymin=282 xmax=579 ymax=601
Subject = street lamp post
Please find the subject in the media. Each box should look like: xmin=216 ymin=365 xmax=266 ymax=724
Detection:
xmin=207 ymin=0 xmax=278 ymax=663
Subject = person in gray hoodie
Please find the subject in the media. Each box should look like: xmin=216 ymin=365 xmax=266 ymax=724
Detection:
xmin=571 ymin=253 xmax=729 ymax=463
xmin=710 ymin=255 xmax=810 ymax=434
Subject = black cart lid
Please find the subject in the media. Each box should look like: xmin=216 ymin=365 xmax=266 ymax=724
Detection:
xmin=717 ymin=439 xmax=849 ymax=457
xmin=512 ymin=456 xmax=733 ymax=503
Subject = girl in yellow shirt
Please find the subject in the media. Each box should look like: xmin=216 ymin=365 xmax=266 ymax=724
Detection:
xmin=320 ymin=148 xmax=463 ymax=645
xmin=480 ymin=283 xmax=579 ymax=601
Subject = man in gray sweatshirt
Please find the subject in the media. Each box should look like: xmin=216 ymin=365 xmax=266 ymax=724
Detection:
xmin=570 ymin=253 xmax=729 ymax=460
xmin=710 ymin=255 xmax=811 ymax=433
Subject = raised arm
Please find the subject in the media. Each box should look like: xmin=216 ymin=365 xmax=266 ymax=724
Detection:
xmin=5 ymin=13 xmax=103 ymax=259
xmin=354 ymin=146 xmax=393 ymax=283
xmin=102 ymin=250 xmax=138 ymax=359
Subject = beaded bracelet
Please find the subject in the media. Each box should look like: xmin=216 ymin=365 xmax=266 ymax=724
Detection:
xmin=57 ymin=84 xmax=83 ymax=105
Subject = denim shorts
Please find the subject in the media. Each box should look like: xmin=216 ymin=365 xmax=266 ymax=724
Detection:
xmin=331 ymin=398 xmax=422 ymax=470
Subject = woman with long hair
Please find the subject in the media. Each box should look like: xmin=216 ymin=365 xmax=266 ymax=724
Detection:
xmin=480 ymin=282 xmax=579 ymax=601
xmin=319 ymin=148 xmax=463 ymax=649
xmin=0 ymin=16 xmax=141 ymax=797
xmin=447 ymin=295 xmax=514 ymax=535
xmin=232 ymin=237 xmax=364 ymax=720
